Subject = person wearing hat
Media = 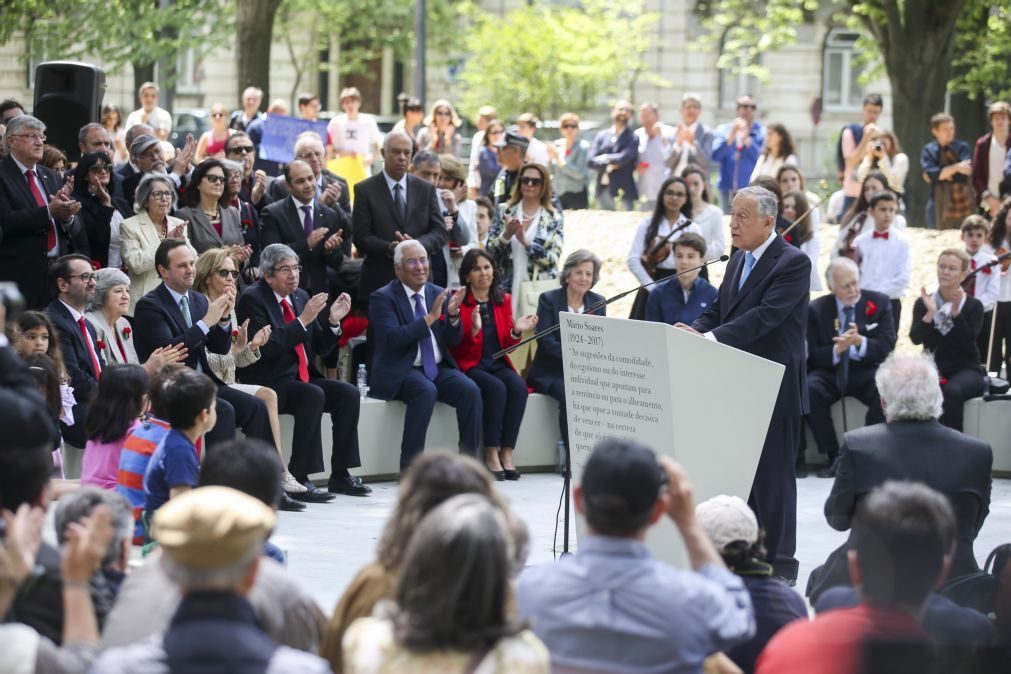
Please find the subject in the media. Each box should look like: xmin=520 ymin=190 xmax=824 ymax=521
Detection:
xmin=437 ymin=154 xmax=477 ymax=280
xmin=516 ymin=437 xmax=754 ymax=674
xmin=90 ymin=486 xmax=331 ymax=673
xmin=121 ymin=131 xmax=195 ymax=207
xmin=491 ymin=130 xmax=530 ymax=206
xmin=696 ymin=494 xmax=807 ymax=674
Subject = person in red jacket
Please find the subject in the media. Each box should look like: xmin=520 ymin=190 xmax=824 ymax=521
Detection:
xmin=450 ymin=249 xmax=537 ymax=480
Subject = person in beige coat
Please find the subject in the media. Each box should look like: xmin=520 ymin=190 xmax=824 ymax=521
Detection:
xmin=119 ymin=173 xmax=189 ymax=314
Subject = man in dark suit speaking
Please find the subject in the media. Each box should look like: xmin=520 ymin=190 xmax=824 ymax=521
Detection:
xmin=680 ymin=185 xmax=811 ymax=581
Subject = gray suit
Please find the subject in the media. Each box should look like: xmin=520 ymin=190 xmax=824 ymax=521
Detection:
xmin=176 ymin=205 xmax=244 ymax=254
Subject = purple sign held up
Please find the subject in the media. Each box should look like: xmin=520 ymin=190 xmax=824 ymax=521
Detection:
xmin=259 ymin=114 xmax=330 ymax=163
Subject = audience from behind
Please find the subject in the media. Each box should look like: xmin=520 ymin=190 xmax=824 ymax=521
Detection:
xmin=236 ymin=243 xmax=365 ymax=498
xmin=588 ymin=100 xmax=639 ymax=211
xmin=366 ymin=240 xmax=481 ymax=471
xmin=321 ymin=451 xmax=502 ymax=672
xmin=759 ymin=482 xmax=956 ymax=674
xmin=517 ymin=438 xmax=754 ymax=673
xmin=92 ymin=487 xmax=332 ymax=673
xmin=449 ymin=249 xmax=537 ymax=479
xmin=80 ymin=364 xmax=149 ymax=490
xmin=696 ymin=494 xmax=807 ymax=674
xmin=910 ymin=248 xmax=986 ymax=430
xmin=807 ymin=352 xmax=992 ymax=603
xmin=644 ymin=233 xmax=718 ymax=326
xmin=343 ymin=493 xmax=550 ymax=672
xmin=804 ymin=257 xmax=896 ymax=478
xmin=852 ymin=190 xmax=909 ymax=332
xmin=527 ymin=250 xmax=605 ymax=454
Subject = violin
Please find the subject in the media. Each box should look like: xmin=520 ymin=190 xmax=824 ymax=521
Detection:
xmin=998 ymin=247 xmax=1011 ymax=273
xmin=641 ymin=219 xmax=694 ymax=279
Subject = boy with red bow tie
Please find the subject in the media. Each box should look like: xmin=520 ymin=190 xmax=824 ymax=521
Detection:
xmin=961 ymin=214 xmax=1000 ymax=365
xmin=853 ymin=190 xmax=909 ymax=333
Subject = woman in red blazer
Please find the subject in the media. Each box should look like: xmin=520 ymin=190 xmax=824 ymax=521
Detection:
xmin=451 ymin=249 xmax=538 ymax=480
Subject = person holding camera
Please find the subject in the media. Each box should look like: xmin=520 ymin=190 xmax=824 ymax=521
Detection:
xmin=854 ymin=129 xmax=909 ymax=203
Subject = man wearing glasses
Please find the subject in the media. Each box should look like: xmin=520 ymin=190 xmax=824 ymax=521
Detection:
xmin=0 ymin=114 xmax=87 ymax=308
xmin=45 ymin=254 xmax=106 ymax=446
xmin=224 ymin=132 xmax=270 ymax=209
xmin=712 ymin=95 xmax=766 ymax=214
xmin=121 ymin=132 xmax=196 ymax=206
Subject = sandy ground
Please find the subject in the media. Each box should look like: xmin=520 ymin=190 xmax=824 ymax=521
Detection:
xmin=562 ymin=210 xmax=963 ymax=351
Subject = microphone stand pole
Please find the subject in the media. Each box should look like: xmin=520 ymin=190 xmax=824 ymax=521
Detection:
xmin=778 ymin=192 xmax=832 ymax=239
xmin=494 ymin=255 xmax=730 ymax=556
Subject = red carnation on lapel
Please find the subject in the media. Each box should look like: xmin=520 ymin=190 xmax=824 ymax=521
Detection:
xmin=96 ymin=340 xmax=106 ymax=351
xmin=865 ymin=300 xmax=877 ymax=317
xmin=232 ymin=329 xmax=239 ymax=343
xmin=122 ymin=326 xmax=132 ymax=340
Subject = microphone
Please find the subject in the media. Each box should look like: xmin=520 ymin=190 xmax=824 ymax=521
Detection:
xmin=960 ymin=250 xmax=1011 ymax=288
xmin=493 ymin=254 xmax=730 ymax=360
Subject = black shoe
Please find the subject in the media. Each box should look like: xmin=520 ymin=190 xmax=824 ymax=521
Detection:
xmin=328 ymin=474 xmax=372 ymax=496
xmin=773 ymin=575 xmax=798 ymax=587
xmin=817 ymin=458 xmax=839 ymax=479
xmin=503 ymin=468 xmax=521 ymax=481
xmin=292 ymin=480 xmax=336 ymax=503
xmin=795 ymin=462 xmax=808 ymax=479
xmin=278 ymin=492 xmax=307 ymax=512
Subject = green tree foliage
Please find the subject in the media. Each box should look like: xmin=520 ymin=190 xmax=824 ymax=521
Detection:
xmin=455 ymin=0 xmax=661 ymax=120
xmin=950 ymin=0 xmax=1011 ymax=101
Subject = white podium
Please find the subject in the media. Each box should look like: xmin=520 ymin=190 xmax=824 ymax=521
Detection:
xmin=560 ymin=313 xmax=784 ymax=567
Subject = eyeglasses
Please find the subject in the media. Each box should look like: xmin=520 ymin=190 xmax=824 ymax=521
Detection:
xmin=216 ymin=269 xmax=240 ymax=279
xmin=88 ymin=165 xmax=111 ymax=173
xmin=737 ymin=103 xmax=757 ymax=110
xmin=561 ymin=123 xmax=579 ymax=129
xmin=435 ymin=110 xmax=451 ymax=117
xmin=204 ymin=174 xmax=226 ymax=184
xmin=212 ymin=112 xmax=226 ymax=118
xmin=520 ymin=177 xmax=544 ymax=187
xmin=404 ymin=258 xmax=429 ymax=268
xmin=11 ymin=133 xmax=46 ymax=143
xmin=150 ymin=190 xmax=174 ymax=200
xmin=296 ymin=151 xmax=323 ymax=160
xmin=228 ymin=145 xmax=255 ymax=154
xmin=274 ymin=264 xmax=302 ymax=275
xmin=68 ymin=273 xmax=97 ymax=283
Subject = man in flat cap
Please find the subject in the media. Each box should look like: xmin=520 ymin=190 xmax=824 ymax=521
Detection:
xmin=91 ymin=487 xmax=331 ymax=673
xmin=491 ymin=130 xmax=530 ymax=206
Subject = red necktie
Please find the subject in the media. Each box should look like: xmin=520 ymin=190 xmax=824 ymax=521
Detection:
xmin=281 ymin=299 xmax=309 ymax=383
xmin=25 ymin=169 xmax=56 ymax=251
xmin=872 ymin=231 xmax=889 ymax=240
xmin=77 ymin=317 xmax=102 ymax=378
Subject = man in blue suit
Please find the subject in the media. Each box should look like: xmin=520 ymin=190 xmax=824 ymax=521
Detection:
xmin=682 ymin=185 xmax=811 ymax=582
xmin=588 ymin=100 xmax=639 ymax=211
xmin=368 ymin=240 xmax=481 ymax=470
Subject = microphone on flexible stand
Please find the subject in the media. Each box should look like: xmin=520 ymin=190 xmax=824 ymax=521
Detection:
xmin=960 ymin=250 xmax=1011 ymax=288
xmin=493 ymin=254 xmax=731 ymax=360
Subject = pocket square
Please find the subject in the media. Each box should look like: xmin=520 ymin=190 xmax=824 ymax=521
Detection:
xmin=866 ymin=323 xmax=878 ymax=331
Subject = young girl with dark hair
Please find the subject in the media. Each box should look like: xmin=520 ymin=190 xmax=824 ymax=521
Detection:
xmin=81 ymin=364 xmax=150 ymax=490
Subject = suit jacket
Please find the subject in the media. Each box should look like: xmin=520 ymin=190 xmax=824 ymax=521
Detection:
xmin=267 ymin=169 xmax=351 ymax=215
xmin=0 ymin=155 xmax=88 ymax=308
xmin=693 ymin=234 xmax=811 ymax=418
xmin=806 ymin=290 xmax=896 ymax=376
xmin=450 ymin=291 xmax=522 ymax=372
xmin=75 ymin=191 xmax=132 ymax=268
xmin=45 ymin=299 xmax=106 ymax=404
xmin=587 ymin=127 xmax=639 ymax=199
xmin=972 ymin=131 xmax=1011 ymax=203
xmin=644 ymin=276 xmax=718 ymax=326
xmin=367 ymin=280 xmax=462 ymax=400
xmin=119 ymin=211 xmax=190 ymax=315
xmin=176 ymin=205 xmax=244 ymax=254
xmin=86 ymin=310 xmax=139 ymax=365
xmin=528 ymin=287 xmax=606 ymax=391
xmin=132 ymin=283 xmax=231 ymax=375
xmin=259 ymin=196 xmax=350 ymax=294
xmin=811 ymin=420 xmax=993 ymax=599
xmin=353 ymin=173 xmax=448 ymax=301
xmin=235 ymin=280 xmax=340 ymax=387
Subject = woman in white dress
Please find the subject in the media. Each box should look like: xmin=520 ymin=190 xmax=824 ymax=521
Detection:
xmin=750 ymin=123 xmax=798 ymax=181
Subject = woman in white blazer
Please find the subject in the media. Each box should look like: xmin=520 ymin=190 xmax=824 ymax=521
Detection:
xmin=119 ymin=173 xmax=189 ymax=314
xmin=85 ymin=268 xmax=139 ymax=365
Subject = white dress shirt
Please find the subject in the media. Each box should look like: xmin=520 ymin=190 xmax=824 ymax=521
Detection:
xmin=383 ymin=171 xmax=408 ymax=204
xmin=852 ymin=227 xmax=911 ymax=299
xmin=969 ymin=247 xmax=1001 ymax=312
xmin=627 ymin=214 xmax=703 ymax=285
xmin=703 ymin=230 xmax=778 ymax=343
xmin=401 ymin=283 xmax=444 ymax=367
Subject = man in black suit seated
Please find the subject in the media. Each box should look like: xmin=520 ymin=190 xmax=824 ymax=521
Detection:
xmin=806 ymin=257 xmax=896 ymax=478
xmin=133 ymin=238 xmax=273 ymax=451
xmin=236 ymin=243 xmax=368 ymax=498
xmin=265 ymin=132 xmax=350 ymax=217
xmin=44 ymin=254 xmax=105 ymax=447
xmin=0 ymin=115 xmax=88 ymax=309
xmin=260 ymin=159 xmax=349 ymax=296
xmin=806 ymin=352 xmax=992 ymax=603
xmin=368 ymin=240 xmax=481 ymax=471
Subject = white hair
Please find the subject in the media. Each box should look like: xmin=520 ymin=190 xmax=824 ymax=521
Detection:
xmin=734 ymin=186 xmax=778 ymax=221
xmin=393 ymin=239 xmax=425 ymax=266
xmin=161 ymin=546 xmax=259 ymax=592
xmin=3 ymin=114 xmax=45 ymax=153
xmin=875 ymin=353 xmax=945 ymax=421
xmin=825 ymin=257 xmax=860 ymax=289
xmin=293 ymin=131 xmax=324 ymax=155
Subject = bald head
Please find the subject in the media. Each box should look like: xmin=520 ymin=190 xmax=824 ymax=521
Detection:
xmin=382 ymin=131 xmax=414 ymax=181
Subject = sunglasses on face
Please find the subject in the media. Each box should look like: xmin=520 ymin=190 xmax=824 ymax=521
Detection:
xmin=212 ymin=112 xmax=226 ymax=118
xmin=204 ymin=174 xmax=226 ymax=184
xmin=520 ymin=177 xmax=544 ymax=187
xmin=228 ymin=145 xmax=255 ymax=154
xmin=561 ymin=123 xmax=579 ymax=129
xmin=88 ymin=165 xmax=111 ymax=173
xmin=216 ymin=269 xmax=240 ymax=279
xmin=737 ymin=104 xmax=757 ymax=110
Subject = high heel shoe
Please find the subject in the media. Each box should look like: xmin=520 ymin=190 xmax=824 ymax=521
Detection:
xmin=503 ymin=468 xmax=521 ymax=481
xmin=486 ymin=465 xmax=506 ymax=481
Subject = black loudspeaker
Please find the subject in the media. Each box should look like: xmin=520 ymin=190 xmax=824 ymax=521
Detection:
xmin=33 ymin=61 xmax=106 ymax=162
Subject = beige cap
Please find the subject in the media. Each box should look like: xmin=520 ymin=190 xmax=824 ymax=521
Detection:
xmin=695 ymin=494 xmax=759 ymax=552
xmin=152 ymin=486 xmax=275 ymax=570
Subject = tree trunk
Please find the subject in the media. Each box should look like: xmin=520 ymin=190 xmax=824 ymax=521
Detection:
xmin=236 ymin=0 xmax=284 ymax=109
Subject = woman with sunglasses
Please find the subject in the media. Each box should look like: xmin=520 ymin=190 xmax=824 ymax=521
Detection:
xmin=177 ymin=159 xmax=251 ymax=267
xmin=193 ymin=248 xmax=307 ymax=498
xmin=72 ymin=151 xmax=132 ymax=269
xmin=194 ymin=102 xmax=235 ymax=163
xmin=549 ymin=112 xmax=590 ymax=210
xmin=416 ymin=99 xmax=462 ymax=156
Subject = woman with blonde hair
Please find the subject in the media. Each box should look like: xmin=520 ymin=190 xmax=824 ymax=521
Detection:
xmin=194 ymin=102 xmax=235 ymax=162
xmin=854 ymin=128 xmax=909 ymax=197
xmin=416 ymin=99 xmax=462 ymax=156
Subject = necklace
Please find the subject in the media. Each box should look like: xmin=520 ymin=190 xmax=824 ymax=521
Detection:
xmin=202 ymin=207 xmax=220 ymax=219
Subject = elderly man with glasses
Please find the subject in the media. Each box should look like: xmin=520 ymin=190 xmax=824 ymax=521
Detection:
xmin=121 ymin=131 xmax=196 ymax=206
xmin=0 ymin=114 xmax=89 ymax=308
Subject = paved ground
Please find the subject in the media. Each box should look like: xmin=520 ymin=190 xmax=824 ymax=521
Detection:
xmin=271 ymin=471 xmax=1011 ymax=615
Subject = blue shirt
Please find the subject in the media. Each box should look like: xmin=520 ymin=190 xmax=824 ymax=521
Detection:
xmin=516 ymin=536 xmax=755 ymax=673
xmin=143 ymin=428 xmax=199 ymax=517
xmin=711 ymin=121 xmax=766 ymax=192
xmin=645 ymin=276 xmax=719 ymax=326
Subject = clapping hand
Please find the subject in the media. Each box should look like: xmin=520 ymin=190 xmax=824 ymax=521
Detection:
xmin=234 ymin=319 xmax=251 ymax=351
xmin=329 ymin=292 xmax=352 ymax=324
xmin=144 ymin=343 xmax=188 ymax=376
xmin=833 ymin=323 xmax=860 ymax=354
xmin=446 ymin=288 xmax=465 ymax=316
xmin=320 ymin=181 xmax=342 ymax=207
xmin=950 ymin=286 xmax=965 ymax=317
xmin=515 ymin=313 xmax=538 ymax=333
xmin=2 ymin=504 xmax=45 ymax=584
xmin=920 ymin=286 xmax=937 ymax=321
xmin=251 ymin=170 xmax=267 ymax=204
xmin=324 ymin=230 xmax=343 ymax=252
xmin=503 ymin=217 xmax=521 ymax=240
xmin=231 ymin=244 xmax=253 ymax=262
xmin=169 ymin=221 xmax=187 ymax=240
xmin=249 ymin=324 xmax=271 ymax=350
xmin=49 ymin=178 xmax=81 ymax=220
xmin=307 ymin=227 xmax=328 ymax=248
xmin=426 ymin=289 xmax=448 ymax=326
xmin=299 ymin=292 xmax=329 ymax=324
xmin=173 ymin=134 xmax=196 ymax=175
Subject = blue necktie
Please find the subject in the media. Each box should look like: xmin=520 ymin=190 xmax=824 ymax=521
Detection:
xmin=179 ymin=295 xmax=192 ymax=328
xmin=838 ymin=305 xmax=854 ymax=388
xmin=301 ymin=205 xmax=314 ymax=238
xmin=738 ymin=252 xmax=756 ymax=290
xmin=413 ymin=293 xmax=438 ymax=380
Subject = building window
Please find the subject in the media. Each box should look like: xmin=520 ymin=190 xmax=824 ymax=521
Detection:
xmin=176 ymin=49 xmax=204 ymax=94
xmin=718 ymin=41 xmax=762 ymax=110
xmin=822 ymin=29 xmax=865 ymax=112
